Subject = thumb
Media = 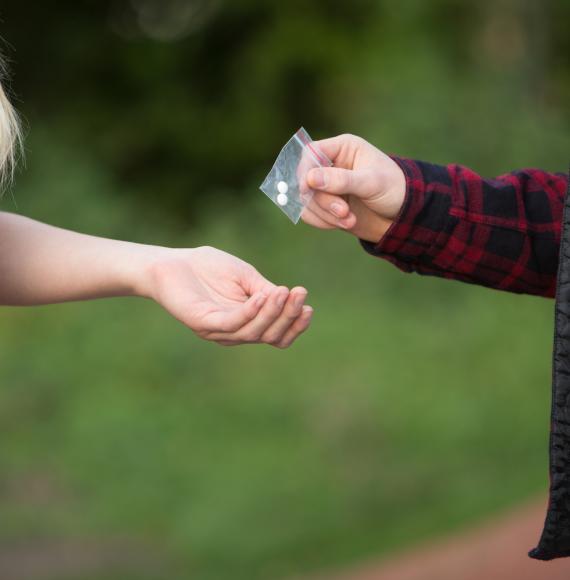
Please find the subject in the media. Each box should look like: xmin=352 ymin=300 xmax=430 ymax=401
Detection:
xmin=307 ymin=166 xmax=377 ymax=199
xmin=242 ymin=265 xmax=276 ymax=297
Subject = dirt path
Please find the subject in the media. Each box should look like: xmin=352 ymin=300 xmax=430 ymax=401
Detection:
xmin=0 ymin=538 xmax=167 ymax=580
xmin=307 ymin=497 xmax=570 ymax=580
xmin=3 ymin=496 xmax=569 ymax=579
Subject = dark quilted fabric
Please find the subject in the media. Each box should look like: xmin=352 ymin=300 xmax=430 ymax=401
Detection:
xmin=529 ymin=172 xmax=570 ymax=560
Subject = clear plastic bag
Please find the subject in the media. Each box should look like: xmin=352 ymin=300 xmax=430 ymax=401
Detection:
xmin=260 ymin=127 xmax=332 ymax=223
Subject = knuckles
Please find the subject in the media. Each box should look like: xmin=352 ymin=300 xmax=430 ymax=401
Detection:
xmin=339 ymin=133 xmax=361 ymax=146
xmin=261 ymin=331 xmax=283 ymax=346
xmin=239 ymin=330 xmax=262 ymax=343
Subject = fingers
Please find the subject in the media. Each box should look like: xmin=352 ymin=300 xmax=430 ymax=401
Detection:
xmin=259 ymin=287 xmax=307 ymax=346
xmin=276 ymin=305 xmax=313 ymax=349
xmin=313 ymin=192 xmax=351 ymax=219
xmin=205 ymin=286 xmax=312 ymax=348
xmin=213 ymin=304 xmax=313 ymax=348
xmin=240 ymin=265 xmax=276 ymax=297
xmin=311 ymin=134 xmax=362 ymax=166
xmin=300 ymin=206 xmax=336 ymax=230
xmin=235 ymin=286 xmax=291 ymax=341
xmin=206 ymin=286 xmax=293 ymax=343
xmin=303 ymin=193 xmax=357 ymax=231
xmin=307 ymin=166 xmax=377 ymax=199
xmin=204 ymin=290 xmax=268 ymax=333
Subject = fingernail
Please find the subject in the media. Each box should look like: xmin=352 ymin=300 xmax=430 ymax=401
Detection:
xmin=310 ymin=169 xmax=325 ymax=189
xmin=295 ymin=292 xmax=307 ymax=307
xmin=330 ymin=202 xmax=343 ymax=217
xmin=337 ymin=220 xmax=349 ymax=229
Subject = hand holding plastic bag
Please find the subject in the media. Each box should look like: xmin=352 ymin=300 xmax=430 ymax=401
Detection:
xmin=260 ymin=128 xmax=332 ymax=223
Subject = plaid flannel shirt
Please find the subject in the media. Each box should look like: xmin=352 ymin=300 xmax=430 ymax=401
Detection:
xmin=362 ymin=158 xmax=569 ymax=298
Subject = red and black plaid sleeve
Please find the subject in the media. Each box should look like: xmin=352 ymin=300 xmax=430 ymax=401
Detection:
xmin=362 ymin=158 xmax=569 ymax=298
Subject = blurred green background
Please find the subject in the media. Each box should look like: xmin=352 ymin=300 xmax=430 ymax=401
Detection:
xmin=0 ymin=1 xmax=569 ymax=579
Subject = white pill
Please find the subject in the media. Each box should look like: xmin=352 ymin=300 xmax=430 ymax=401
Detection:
xmin=276 ymin=192 xmax=289 ymax=206
xmin=277 ymin=181 xmax=289 ymax=195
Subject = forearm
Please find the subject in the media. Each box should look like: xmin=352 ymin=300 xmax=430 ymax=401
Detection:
xmin=0 ymin=212 xmax=162 ymax=305
xmin=0 ymin=213 xmax=313 ymax=348
xmin=364 ymin=159 xmax=569 ymax=297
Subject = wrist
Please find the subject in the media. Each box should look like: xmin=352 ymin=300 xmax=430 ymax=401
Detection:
xmin=128 ymin=244 xmax=176 ymax=300
xmin=382 ymin=158 xmax=407 ymax=221
xmin=357 ymin=216 xmax=393 ymax=243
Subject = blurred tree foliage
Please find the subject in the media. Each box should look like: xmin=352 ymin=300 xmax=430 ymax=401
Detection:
xmin=1 ymin=0 xmax=568 ymax=218
xmin=1 ymin=0 xmax=375 ymax=214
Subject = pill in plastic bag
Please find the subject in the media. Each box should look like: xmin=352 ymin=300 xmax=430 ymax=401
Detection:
xmin=260 ymin=127 xmax=332 ymax=223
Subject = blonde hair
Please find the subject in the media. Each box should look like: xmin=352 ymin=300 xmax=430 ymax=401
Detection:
xmin=0 ymin=60 xmax=22 ymax=191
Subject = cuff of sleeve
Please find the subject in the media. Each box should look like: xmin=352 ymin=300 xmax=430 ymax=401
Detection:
xmin=360 ymin=157 xmax=454 ymax=273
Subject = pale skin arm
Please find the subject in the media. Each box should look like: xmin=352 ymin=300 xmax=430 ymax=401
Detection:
xmin=0 ymin=212 xmax=312 ymax=348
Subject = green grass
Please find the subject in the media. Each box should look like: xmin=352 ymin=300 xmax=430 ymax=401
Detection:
xmin=0 ymin=144 xmax=555 ymax=578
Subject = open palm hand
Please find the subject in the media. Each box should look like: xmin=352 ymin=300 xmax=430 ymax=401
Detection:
xmin=148 ymin=246 xmax=312 ymax=348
